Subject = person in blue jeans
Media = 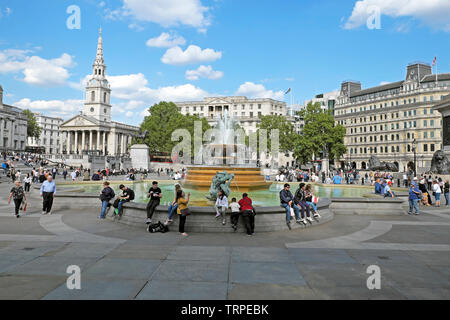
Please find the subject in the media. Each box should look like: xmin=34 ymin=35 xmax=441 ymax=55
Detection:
xmin=99 ymin=181 xmax=115 ymax=219
xmin=165 ymin=183 xmax=182 ymax=225
xmin=279 ymin=184 xmax=301 ymax=230
xmin=408 ymin=183 xmax=421 ymax=215
xmin=444 ymin=180 xmax=450 ymax=207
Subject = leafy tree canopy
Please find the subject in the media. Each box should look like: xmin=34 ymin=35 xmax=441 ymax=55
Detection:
xmin=22 ymin=109 xmax=42 ymax=139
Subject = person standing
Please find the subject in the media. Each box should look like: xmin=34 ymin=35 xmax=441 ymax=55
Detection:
xmin=8 ymin=181 xmax=26 ymax=218
xmin=146 ymin=181 xmax=162 ymax=225
xmin=63 ymin=168 xmax=68 ymax=180
xmin=215 ymin=190 xmax=229 ymax=226
xmin=176 ymin=190 xmax=190 ymax=237
xmin=40 ymin=175 xmax=56 ymax=215
xmin=99 ymin=181 xmax=115 ymax=219
xmin=444 ymin=180 xmax=450 ymax=207
xmin=23 ymin=173 xmax=32 ymax=192
xmin=408 ymin=182 xmax=420 ymax=215
xmin=229 ymin=197 xmax=241 ymax=232
xmin=239 ymin=193 xmax=255 ymax=236
xmin=432 ymin=180 xmax=442 ymax=208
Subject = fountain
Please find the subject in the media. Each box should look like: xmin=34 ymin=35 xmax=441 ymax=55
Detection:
xmin=183 ymin=110 xmax=270 ymax=197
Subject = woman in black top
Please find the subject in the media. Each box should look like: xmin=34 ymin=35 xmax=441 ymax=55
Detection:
xmin=8 ymin=181 xmax=26 ymax=218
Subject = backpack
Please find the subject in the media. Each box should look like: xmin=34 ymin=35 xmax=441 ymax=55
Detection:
xmin=147 ymin=222 xmax=169 ymax=234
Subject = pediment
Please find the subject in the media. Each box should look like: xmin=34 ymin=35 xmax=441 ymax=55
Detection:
xmin=61 ymin=115 xmax=99 ymax=128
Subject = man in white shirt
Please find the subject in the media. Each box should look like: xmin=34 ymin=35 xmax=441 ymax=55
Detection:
xmin=433 ymin=180 xmax=442 ymax=207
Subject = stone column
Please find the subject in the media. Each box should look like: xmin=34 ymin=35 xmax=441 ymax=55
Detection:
xmin=81 ymin=131 xmax=86 ymax=153
xmin=74 ymin=131 xmax=78 ymax=154
xmin=9 ymin=120 xmax=14 ymax=149
xmin=67 ymin=131 xmax=71 ymax=154
xmin=59 ymin=131 xmax=64 ymax=154
xmin=102 ymin=131 xmax=106 ymax=155
xmin=89 ymin=130 xmax=93 ymax=151
xmin=121 ymin=134 xmax=125 ymax=155
xmin=0 ymin=118 xmax=4 ymax=148
xmin=96 ymin=130 xmax=100 ymax=152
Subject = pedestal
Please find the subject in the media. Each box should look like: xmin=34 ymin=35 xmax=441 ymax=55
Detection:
xmin=130 ymin=144 xmax=150 ymax=170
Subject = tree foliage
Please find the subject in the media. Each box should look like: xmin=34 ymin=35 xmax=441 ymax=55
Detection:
xmin=294 ymin=102 xmax=347 ymax=164
xmin=136 ymin=101 xmax=210 ymax=155
xmin=22 ymin=110 xmax=42 ymax=139
xmin=257 ymin=115 xmax=296 ymax=153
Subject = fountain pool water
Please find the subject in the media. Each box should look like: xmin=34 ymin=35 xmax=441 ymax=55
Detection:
xmin=74 ymin=182 xmax=373 ymax=207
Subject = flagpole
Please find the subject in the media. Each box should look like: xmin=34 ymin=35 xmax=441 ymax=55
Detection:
xmin=436 ymin=59 xmax=438 ymax=85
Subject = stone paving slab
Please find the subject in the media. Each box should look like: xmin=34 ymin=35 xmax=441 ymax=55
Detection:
xmin=370 ymin=225 xmax=450 ymax=244
xmin=0 ymin=274 xmax=66 ymax=300
xmin=297 ymin=263 xmax=374 ymax=288
xmin=231 ymin=247 xmax=292 ymax=263
xmin=6 ymin=256 xmax=99 ymax=276
xmin=228 ymin=283 xmax=323 ymax=300
xmin=311 ymin=285 xmax=407 ymax=300
xmin=393 ymin=287 xmax=450 ymax=300
xmin=288 ymin=248 xmax=358 ymax=264
xmin=83 ymin=258 xmax=161 ymax=280
xmin=0 ymin=241 xmax=68 ymax=257
xmin=0 ymin=254 xmax=39 ymax=274
xmin=231 ymin=262 xmax=306 ymax=285
xmin=167 ymin=246 xmax=230 ymax=262
xmin=345 ymin=249 xmax=427 ymax=266
xmin=381 ymin=264 xmax=450 ymax=289
xmin=45 ymin=243 xmax=120 ymax=259
xmin=406 ymin=251 xmax=450 ymax=267
xmin=106 ymin=244 xmax=175 ymax=260
xmin=152 ymin=260 xmax=229 ymax=283
xmin=43 ymin=278 xmax=146 ymax=300
xmin=136 ymin=280 xmax=228 ymax=300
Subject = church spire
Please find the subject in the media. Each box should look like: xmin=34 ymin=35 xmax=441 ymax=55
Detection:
xmin=93 ymin=27 xmax=106 ymax=78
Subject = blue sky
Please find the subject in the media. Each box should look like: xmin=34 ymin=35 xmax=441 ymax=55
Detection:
xmin=0 ymin=0 xmax=449 ymax=125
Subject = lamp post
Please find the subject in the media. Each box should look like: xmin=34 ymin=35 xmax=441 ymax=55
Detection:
xmin=412 ymin=139 xmax=417 ymax=177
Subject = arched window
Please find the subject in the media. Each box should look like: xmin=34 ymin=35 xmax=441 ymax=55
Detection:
xmin=104 ymin=92 xmax=107 ymax=103
xmin=91 ymin=91 xmax=95 ymax=102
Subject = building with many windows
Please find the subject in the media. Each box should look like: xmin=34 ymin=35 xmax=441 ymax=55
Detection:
xmin=176 ymin=96 xmax=288 ymax=135
xmin=0 ymin=85 xmax=28 ymax=152
xmin=335 ymin=62 xmax=450 ymax=172
xmin=176 ymin=96 xmax=299 ymax=167
xmin=27 ymin=113 xmax=63 ymax=154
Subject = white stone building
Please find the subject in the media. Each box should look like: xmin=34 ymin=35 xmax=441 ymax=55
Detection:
xmin=27 ymin=113 xmax=63 ymax=154
xmin=0 ymin=85 xmax=28 ymax=152
xmin=59 ymin=29 xmax=139 ymax=158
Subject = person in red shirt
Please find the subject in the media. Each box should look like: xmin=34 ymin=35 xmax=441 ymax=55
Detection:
xmin=238 ymin=193 xmax=255 ymax=236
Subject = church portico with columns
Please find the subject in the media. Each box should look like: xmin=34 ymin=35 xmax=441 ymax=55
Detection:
xmin=58 ymin=28 xmax=139 ymax=170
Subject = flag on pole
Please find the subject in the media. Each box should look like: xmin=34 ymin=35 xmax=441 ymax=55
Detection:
xmin=285 ymin=88 xmax=291 ymax=95
xmin=432 ymin=57 xmax=437 ymax=66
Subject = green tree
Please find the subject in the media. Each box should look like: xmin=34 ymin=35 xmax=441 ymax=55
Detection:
xmin=294 ymin=102 xmax=346 ymax=165
xmin=257 ymin=115 xmax=296 ymax=153
xmin=22 ymin=110 xmax=42 ymax=139
xmin=136 ymin=101 xmax=210 ymax=156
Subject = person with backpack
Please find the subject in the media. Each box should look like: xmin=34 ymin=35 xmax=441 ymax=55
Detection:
xmin=99 ymin=181 xmax=115 ymax=219
xmin=8 ymin=180 xmax=26 ymax=218
xmin=238 ymin=193 xmax=255 ymax=236
xmin=176 ymin=190 xmax=191 ymax=237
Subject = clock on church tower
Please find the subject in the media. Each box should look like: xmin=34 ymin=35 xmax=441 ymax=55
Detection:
xmin=84 ymin=28 xmax=112 ymax=122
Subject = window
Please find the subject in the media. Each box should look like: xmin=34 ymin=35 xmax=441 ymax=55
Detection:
xmin=431 ymin=144 xmax=435 ymax=152
xmin=104 ymin=92 xmax=107 ymax=103
xmin=430 ymin=120 xmax=434 ymax=127
xmin=424 ymin=120 xmax=428 ymax=127
xmin=424 ymin=132 xmax=428 ymax=139
xmin=91 ymin=91 xmax=95 ymax=102
xmin=424 ymin=109 xmax=427 ymax=115
xmin=430 ymin=131 xmax=434 ymax=138
xmin=424 ymin=144 xmax=428 ymax=152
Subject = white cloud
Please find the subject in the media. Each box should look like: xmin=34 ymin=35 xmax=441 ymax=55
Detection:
xmin=119 ymin=0 xmax=210 ymax=29
xmin=344 ymin=0 xmax=450 ymax=31
xmin=186 ymin=65 xmax=223 ymax=80
xmin=236 ymin=82 xmax=285 ymax=100
xmin=146 ymin=32 xmax=186 ymax=48
xmin=14 ymin=98 xmax=83 ymax=119
xmin=0 ymin=49 xmax=74 ymax=87
xmin=161 ymin=45 xmax=222 ymax=66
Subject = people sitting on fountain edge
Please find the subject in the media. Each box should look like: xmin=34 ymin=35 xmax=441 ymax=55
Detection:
xmin=294 ymin=183 xmax=314 ymax=225
xmin=113 ymin=185 xmax=135 ymax=218
xmin=374 ymin=179 xmax=382 ymax=195
xmin=279 ymin=184 xmax=302 ymax=230
xmin=384 ymin=181 xmax=395 ymax=198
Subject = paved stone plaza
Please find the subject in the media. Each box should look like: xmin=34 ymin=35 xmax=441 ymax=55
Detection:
xmin=0 ymin=180 xmax=449 ymax=300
